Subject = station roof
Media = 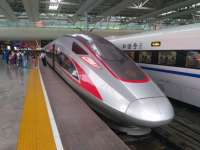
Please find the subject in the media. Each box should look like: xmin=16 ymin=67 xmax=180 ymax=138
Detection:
xmin=1 ymin=0 xmax=200 ymax=30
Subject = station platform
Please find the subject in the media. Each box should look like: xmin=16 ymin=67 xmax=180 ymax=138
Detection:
xmin=0 ymin=61 xmax=28 ymax=150
xmin=4 ymin=61 xmax=130 ymax=149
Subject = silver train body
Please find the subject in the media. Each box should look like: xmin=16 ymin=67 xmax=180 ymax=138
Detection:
xmin=44 ymin=34 xmax=174 ymax=134
xmin=109 ymin=23 xmax=200 ymax=108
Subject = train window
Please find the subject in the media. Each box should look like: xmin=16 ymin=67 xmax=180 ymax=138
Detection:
xmin=55 ymin=46 xmax=62 ymax=64
xmin=88 ymin=34 xmax=124 ymax=60
xmin=151 ymin=51 xmax=159 ymax=64
xmin=53 ymin=45 xmax=66 ymax=66
xmin=57 ymin=52 xmax=64 ymax=66
xmin=126 ymin=52 xmax=135 ymax=60
xmin=75 ymin=34 xmax=146 ymax=80
xmin=90 ymin=35 xmax=146 ymax=80
xmin=62 ymin=55 xmax=79 ymax=80
xmin=134 ymin=52 xmax=139 ymax=63
xmin=176 ymin=51 xmax=187 ymax=67
xmin=139 ymin=52 xmax=152 ymax=64
xmin=158 ymin=51 xmax=176 ymax=66
xmin=125 ymin=52 xmax=139 ymax=63
xmin=72 ymin=42 xmax=88 ymax=55
xmin=185 ymin=51 xmax=200 ymax=69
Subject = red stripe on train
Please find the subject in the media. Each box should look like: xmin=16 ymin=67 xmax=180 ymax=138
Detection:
xmin=72 ymin=60 xmax=102 ymax=100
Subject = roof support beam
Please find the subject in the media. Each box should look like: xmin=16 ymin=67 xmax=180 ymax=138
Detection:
xmin=154 ymin=0 xmax=162 ymax=9
xmin=156 ymin=6 xmax=200 ymax=21
xmin=22 ymin=0 xmax=39 ymax=22
xmin=0 ymin=0 xmax=16 ymax=21
xmin=99 ymin=0 xmax=132 ymax=17
xmin=127 ymin=7 xmax=154 ymax=10
xmin=129 ymin=0 xmax=200 ymax=23
xmin=75 ymin=0 xmax=104 ymax=16
xmin=94 ymin=0 xmax=136 ymax=23
xmin=128 ymin=0 xmax=153 ymax=11
xmin=86 ymin=0 xmax=104 ymax=13
xmin=73 ymin=0 xmax=104 ymax=23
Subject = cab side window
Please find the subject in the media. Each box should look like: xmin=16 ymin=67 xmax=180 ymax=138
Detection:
xmin=72 ymin=42 xmax=88 ymax=55
xmin=61 ymin=55 xmax=79 ymax=80
xmin=54 ymin=44 xmax=79 ymax=79
xmin=63 ymin=55 xmax=79 ymax=79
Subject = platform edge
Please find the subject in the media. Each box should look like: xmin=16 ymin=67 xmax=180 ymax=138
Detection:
xmin=39 ymin=68 xmax=64 ymax=150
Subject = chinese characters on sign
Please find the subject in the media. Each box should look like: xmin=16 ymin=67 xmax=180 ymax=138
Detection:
xmin=122 ymin=42 xmax=143 ymax=50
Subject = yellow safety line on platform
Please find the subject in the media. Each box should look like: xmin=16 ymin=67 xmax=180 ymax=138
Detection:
xmin=17 ymin=69 xmax=56 ymax=150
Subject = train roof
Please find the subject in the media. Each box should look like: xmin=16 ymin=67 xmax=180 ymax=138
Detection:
xmin=109 ymin=23 xmax=200 ymax=51
xmin=109 ymin=23 xmax=200 ymax=40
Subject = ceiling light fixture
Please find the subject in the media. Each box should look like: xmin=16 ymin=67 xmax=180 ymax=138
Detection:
xmin=49 ymin=0 xmax=62 ymax=10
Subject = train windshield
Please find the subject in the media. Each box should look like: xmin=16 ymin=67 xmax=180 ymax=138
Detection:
xmin=76 ymin=34 xmax=146 ymax=81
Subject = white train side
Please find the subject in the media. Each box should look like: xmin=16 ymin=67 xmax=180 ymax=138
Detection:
xmin=109 ymin=24 xmax=200 ymax=108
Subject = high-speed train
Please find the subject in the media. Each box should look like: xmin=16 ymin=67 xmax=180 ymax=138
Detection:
xmin=109 ymin=23 xmax=200 ymax=108
xmin=44 ymin=33 xmax=174 ymax=135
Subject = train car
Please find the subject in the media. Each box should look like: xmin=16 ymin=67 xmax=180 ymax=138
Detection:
xmin=109 ymin=23 xmax=200 ymax=108
xmin=44 ymin=33 xmax=174 ymax=135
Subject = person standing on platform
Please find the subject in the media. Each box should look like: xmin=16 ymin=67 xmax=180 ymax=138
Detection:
xmin=8 ymin=51 xmax=12 ymax=64
xmin=2 ymin=49 xmax=6 ymax=62
xmin=9 ymin=51 xmax=15 ymax=65
xmin=19 ymin=52 xmax=23 ymax=67
xmin=5 ymin=49 xmax=10 ymax=64
xmin=31 ymin=54 xmax=37 ymax=68
xmin=16 ymin=50 xmax=20 ymax=66
xmin=13 ymin=51 xmax=17 ymax=65
xmin=40 ymin=51 xmax=47 ymax=66
xmin=22 ymin=51 xmax=28 ymax=68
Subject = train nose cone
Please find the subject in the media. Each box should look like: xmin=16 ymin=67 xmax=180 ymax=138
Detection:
xmin=126 ymin=97 xmax=174 ymax=127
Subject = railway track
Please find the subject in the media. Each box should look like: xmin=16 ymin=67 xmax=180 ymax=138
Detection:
xmin=116 ymin=130 xmax=175 ymax=150
xmin=116 ymin=101 xmax=200 ymax=150
xmin=88 ymin=96 xmax=200 ymax=150
xmin=153 ymin=107 xmax=200 ymax=150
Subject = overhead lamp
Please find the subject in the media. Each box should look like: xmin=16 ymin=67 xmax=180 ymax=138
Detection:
xmin=49 ymin=0 xmax=62 ymax=10
xmin=49 ymin=4 xmax=59 ymax=10
xmin=160 ymin=11 xmax=176 ymax=16
xmin=7 ymin=45 xmax=11 ymax=50
xmin=50 ymin=0 xmax=61 ymax=3
xmin=196 ymin=2 xmax=200 ymax=6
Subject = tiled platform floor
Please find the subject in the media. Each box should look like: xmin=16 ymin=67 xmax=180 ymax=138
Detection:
xmin=0 ymin=61 xmax=28 ymax=150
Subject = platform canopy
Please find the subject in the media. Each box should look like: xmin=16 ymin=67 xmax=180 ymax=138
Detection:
xmin=0 ymin=0 xmax=200 ymax=30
